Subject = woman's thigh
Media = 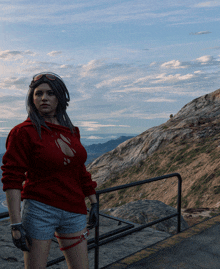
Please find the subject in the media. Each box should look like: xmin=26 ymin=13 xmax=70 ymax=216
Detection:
xmin=23 ymin=238 xmax=52 ymax=269
xmin=55 ymin=227 xmax=89 ymax=269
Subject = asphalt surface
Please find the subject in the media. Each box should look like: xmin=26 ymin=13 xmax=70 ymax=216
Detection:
xmin=103 ymin=214 xmax=220 ymax=269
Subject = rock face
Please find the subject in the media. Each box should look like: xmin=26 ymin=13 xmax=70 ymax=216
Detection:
xmin=105 ymin=200 xmax=189 ymax=235
xmin=87 ymin=88 xmax=220 ymax=186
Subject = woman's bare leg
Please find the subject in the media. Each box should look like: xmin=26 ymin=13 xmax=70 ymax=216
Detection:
xmin=55 ymin=227 xmax=89 ymax=269
xmin=23 ymin=237 xmax=52 ymax=269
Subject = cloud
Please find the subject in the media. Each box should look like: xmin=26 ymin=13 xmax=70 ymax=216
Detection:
xmin=75 ymin=108 xmax=130 ymax=121
xmin=0 ymin=50 xmax=35 ymax=61
xmin=47 ymin=51 xmax=62 ymax=57
xmin=80 ymin=59 xmax=105 ymax=78
xmin=195 ymin=1 xmax=220 ymax=7
xmin=86 ymin=135 xmax=104 ymax=140
xmin=131 ymin=75 xmax=153 ymax=85
xmin=153 ymin=73 xmax=194 ymax=83
xmin=0 ymin=77 xmax=29 ymax=92
xmin=195 ymin=55 xmax=213 ymax=64
xmin=128 ymin=112 xmax=170 ymax=120
xmin=194 ymin=70 xmax=204 ymax=74
xmin=1 ymin=53 xmax=220 ymax=136
xmin=161 ymin=60 xmax=187 ymax=69
xmin=190 ymin=31 xmax=211 ymax=35
xmin=145 ymin=98 xmax=176 ymax=103
xmin=76 ymin=121 xmax=130 ymax=131
xmin=0 ymin=102 xmax=26 ymax=120
xmin=112 ymin=86 xmax=167 ymax=93
xmin=96 ymin=75 xmax=130 ymax=88
xmin=60 ymin=64 xmax=73 ymax=69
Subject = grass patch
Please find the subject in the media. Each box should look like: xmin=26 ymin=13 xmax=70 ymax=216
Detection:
xmin=201 ymin=173 xmax=215 ymax=184
xmin=97 ymin=175 xmax=120 ymax=190
xmin=210 ymin=151 xmax=220 ymax=162
xmin=129 ymin=164 xmax=145 ymax=175
xmin=214 ymin=185 xmax=220 ymax=194
xmin=118 ymin=188 xmax=126 ymax=194
xmin=181 ymin=196 xmax=189 ymax=208
xmin=157 ymin=168 xmax=169 ymax=176
xmin=215 ymin=169 xmax=220 ymax=177
xmin=148 ymin=163 xmax=160 ymax=175
xmin=193 ymin=162 xmax=203 ymax=169
xmin=101 ymin=193 xmax=115 ymax=202
xmin=190 ymin=183 xmax=201 ymax=193
xmin=195 ymin=199 xmax=202 ymax=207
xmin=134 ymin=185 xmax=142 ymax=192
xmin=169 ymin=195 xmax=177 ymax=207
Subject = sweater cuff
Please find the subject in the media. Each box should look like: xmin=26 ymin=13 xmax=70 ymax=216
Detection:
xmin=83 ymin=188 xmax=96 ymax=197
xmin=3 ymin=183 xmax=23 ymax=192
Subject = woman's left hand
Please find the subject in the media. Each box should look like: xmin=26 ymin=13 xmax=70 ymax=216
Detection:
xmin=88 ymin=203 xmax=99 ymax=228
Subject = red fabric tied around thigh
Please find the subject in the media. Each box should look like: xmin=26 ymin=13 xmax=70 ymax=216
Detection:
xmin=54 ymin=229 xmax=89 ymax=251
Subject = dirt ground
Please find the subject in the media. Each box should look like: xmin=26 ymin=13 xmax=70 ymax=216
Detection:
xmin=181 ymin=208 xmax=220 ymax=227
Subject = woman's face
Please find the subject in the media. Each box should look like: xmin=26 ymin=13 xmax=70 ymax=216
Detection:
xmin=33 ymin=83 xmax=59 ymax=117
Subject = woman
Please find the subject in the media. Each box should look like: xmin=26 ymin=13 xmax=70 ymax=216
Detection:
xmin=1 ymin=72 xmax=98 ymax=269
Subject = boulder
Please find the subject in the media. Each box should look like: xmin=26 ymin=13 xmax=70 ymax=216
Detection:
xmin=105 ymin=200 xmax=189 ymax=234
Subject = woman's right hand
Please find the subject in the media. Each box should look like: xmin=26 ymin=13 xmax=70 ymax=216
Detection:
xmin=11 ymin=224 xmax=32 ymax=252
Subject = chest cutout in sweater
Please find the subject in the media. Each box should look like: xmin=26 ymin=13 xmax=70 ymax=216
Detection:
xmin=54 ymin=134 xmax=76 ymax=165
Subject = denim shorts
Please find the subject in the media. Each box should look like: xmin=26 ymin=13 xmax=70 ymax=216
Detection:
xmin=21 ymin=199 xmax=87 ymax=240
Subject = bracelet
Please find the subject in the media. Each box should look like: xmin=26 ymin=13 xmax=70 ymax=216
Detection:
xmin=10 ymin=223 xmax=22 ymax=227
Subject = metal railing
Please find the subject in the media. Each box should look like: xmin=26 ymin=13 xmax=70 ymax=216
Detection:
xmin=0 ymin=173 xmax=182 ymax=269
xmin=93 ymin=172 xmax=182 ymax=269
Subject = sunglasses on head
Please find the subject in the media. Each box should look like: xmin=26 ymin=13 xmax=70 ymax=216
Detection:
xmin=33 ymin=72 xmax=64 ymax=82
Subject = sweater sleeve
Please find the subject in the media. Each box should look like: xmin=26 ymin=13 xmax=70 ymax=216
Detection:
xmin=80 ymin=164 xmax=97 ymax=197
xmin=1 ymin=126 xmax=31 ymax=191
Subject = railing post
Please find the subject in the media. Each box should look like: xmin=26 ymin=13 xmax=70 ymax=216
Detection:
xmin=94 ymin=194 xmax=100 ymax=269
xmin=177 ymin=174 xmax=182 ymax=233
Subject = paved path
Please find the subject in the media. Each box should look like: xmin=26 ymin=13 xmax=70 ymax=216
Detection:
xmin=103 ymin=214 xmax=220 ymax=269
xmin=1 ymin=213 xmax=219 ymax=268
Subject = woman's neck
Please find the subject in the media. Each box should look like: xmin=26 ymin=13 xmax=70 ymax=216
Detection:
xmin=42 ymin=114 xmax=60 ymax=125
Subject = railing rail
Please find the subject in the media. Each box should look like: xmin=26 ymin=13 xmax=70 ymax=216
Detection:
xmin=0 ymin=173 xmax=182 ymax=269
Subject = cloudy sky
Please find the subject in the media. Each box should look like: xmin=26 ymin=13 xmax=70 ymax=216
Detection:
xmin=0 ymin=0 xmax=220 ymax=142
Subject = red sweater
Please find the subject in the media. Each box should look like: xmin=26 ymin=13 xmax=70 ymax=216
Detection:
xmin=1 ymin=118 xmax=97 ymax=214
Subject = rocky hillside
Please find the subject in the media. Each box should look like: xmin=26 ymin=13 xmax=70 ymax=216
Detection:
xmin=87 ymin=88 xmax=220 ymax=210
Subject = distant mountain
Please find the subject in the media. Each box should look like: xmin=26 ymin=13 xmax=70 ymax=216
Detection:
xmin=84 ymin=136 xmax=134 ymax=165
